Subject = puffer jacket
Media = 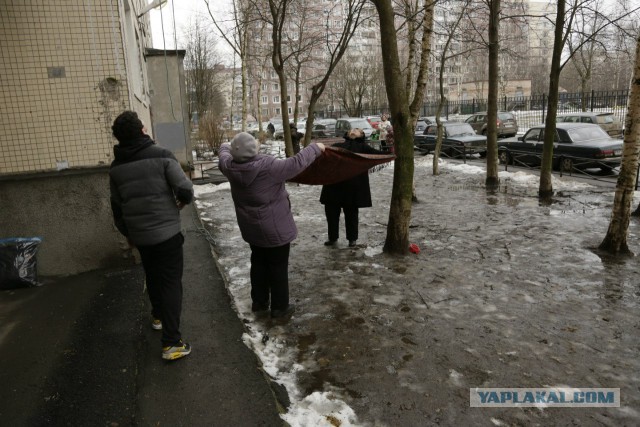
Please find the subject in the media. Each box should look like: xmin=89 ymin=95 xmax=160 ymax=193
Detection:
xmin=319 ymin=136 xmax=386 ymax=208
xmin=218 ymin=143 xmax=321 ymax=247
xmin=109 ymin=135 xmax=193 ymax=246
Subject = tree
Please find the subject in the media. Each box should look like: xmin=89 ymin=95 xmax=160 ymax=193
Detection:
xmin=331 ymin=60 xmax=373 ymax=116
xmin=205 ymin=0 xmax=251 ymax=131
xmin=431 ymin=0 xmax=474 ymax=176
xmin=538 ymin=0 xmax=640 ymax=198
xmin=184 ymin=18 xmax=226 ymax=121
xmin=485 ymin=0 xmax=501 ymax=190
xmin=599 ymin=29 xmax=640 ymax=254
xmin=371 ymin=0 xmax=434 ymax=254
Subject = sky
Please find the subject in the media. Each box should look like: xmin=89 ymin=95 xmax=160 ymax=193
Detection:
xmin=149 ymin=0 xmax=224 ymax=50
xmin=191 ymin=140 xmax=639 ymax=426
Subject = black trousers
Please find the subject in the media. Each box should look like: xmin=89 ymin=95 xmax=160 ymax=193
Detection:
xmin=249 ymin=243 xmax=291 ymax=311
xmin=137 ymin=233 xmax=184 ymax=347
xmin=325 ymin=204 xmax=359 ymax=241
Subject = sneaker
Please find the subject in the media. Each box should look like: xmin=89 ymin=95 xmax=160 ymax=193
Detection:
xmin=324 ymin=240 xmax=337 ymax=246
xmin=162 ymin=341 xmax=191 ymax=361
xmin=151 ymin=319 xmax=162 ymax=330
xmin=348 ymin=240 xmax=357 ymax=247
xmin=271 ymin=304 xmax=296 ymax=319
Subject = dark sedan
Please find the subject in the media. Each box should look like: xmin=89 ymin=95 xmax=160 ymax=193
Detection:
xmin=414 ymin=122 xmax=487 ymax=157
xmin=498 ymin=123 xmax=623 ymax=172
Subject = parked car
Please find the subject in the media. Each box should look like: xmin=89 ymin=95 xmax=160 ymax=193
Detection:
xmin=497 ymin=123 xmax=623 ymax=172
xmin=310 ymin=119 xmax=337 ymax=138
xmin=335 ymin=117 xmax=375 ymax=140
xmin=414 ymin=122 xmax=487 ymax=157
xmin=415 ymin=116 xmax=447 ymax=136
xmin=274 ymin=121 xmax=306 ymax=140
xmin=556 ymin=112 xmax=623 ymax=138
xmin=464 ymin=111 xmax=518 ymax=137
xmin=365 ymin=115 xmax=382 ymax=129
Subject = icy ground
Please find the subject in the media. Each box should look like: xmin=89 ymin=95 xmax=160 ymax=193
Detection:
xmin=193 ymin=141 xmax=639 ymax=427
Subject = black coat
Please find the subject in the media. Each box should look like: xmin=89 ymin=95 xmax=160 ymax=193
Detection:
xmin=319 ymin=136 xmax=385 ymax=208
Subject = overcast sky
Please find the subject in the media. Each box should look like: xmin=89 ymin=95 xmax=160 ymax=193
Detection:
xmin=149 ymin=0 xmax=222 ymax=50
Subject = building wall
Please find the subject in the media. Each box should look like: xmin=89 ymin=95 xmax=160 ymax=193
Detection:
xmin=146 ymin=49 xmax=192 ymax=166
xmin=0 ymin=170 xmax=133 ymax=276
xmin=0 ymin=0 xmax=152 ymax=276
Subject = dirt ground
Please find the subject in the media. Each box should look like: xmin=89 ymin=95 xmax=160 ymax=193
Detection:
xmin=196 ymin=154 xmax=640 ymax=427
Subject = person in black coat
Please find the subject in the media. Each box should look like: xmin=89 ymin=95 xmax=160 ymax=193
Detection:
xmin=320 ymin=128 xmax=386 ymax=247
xmin=290 ymin=122 xmax=303 ymax=155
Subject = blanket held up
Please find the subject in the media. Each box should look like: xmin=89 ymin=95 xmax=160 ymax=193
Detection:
xmin=289 ymin=146 xmax=395 ymax=185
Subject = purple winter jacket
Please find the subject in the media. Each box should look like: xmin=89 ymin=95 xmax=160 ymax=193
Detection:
xmin=218 ymin=143 xmax=322 ymax=247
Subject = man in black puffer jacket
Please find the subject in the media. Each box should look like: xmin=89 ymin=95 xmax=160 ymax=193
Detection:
xmin=109 ymin=111 xmax=194 ymax=361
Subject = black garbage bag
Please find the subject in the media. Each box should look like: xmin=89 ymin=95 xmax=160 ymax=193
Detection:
xmin=0 ymin=237 xmax=43 ymax=290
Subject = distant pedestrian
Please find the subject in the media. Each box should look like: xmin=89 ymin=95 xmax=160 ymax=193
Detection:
xmin=290 ymin=122 xmax=303 ymax=155
xmin=218 ymin=132 xmax=325 ymax=319
xmin=267 ymin=122 xmax=275 ymax=137
xmin=320 ymin=128 xmax=386 ymax=247
xmin=109 ymin=110 xmax=194 ymax=361
xmin=378 ymin=114 xmax=392 ymax=152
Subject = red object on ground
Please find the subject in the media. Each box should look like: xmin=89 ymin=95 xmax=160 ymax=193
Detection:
xmin=290 ymin=146 xmax=395 ymax=185
xmin=409 ymin=243 xmax=420 ymax=254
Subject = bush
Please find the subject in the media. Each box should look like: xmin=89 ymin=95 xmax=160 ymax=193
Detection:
xmin=198 ymin=113 xmax=226 ymax=154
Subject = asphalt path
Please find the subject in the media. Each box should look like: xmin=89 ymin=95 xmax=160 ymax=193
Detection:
xmin=0 ymin=205 xmax=283 ymax=426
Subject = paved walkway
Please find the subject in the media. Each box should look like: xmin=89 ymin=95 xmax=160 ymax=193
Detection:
xmin=0 ymin=204 xmax=283 ymax=426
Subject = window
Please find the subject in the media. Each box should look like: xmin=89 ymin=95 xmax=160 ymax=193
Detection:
xmin=287 ymin=95 xmax=291 ymax=102
xmin=272 ymin=83 xmax=279 ymax=91
xmin=275 ymin=108 xmax=281 ymax=115
xmin=262 ymin=84 xmax=268 ymax=91
xmin=288 ymin=107 xmax=292 ymax=114
xmin=273 ymin=95 xmax=280 ymax=103
xmin=525 ymin=129 xmax=542 ymax=142
xmin=296 ymin=95 xmax=302 ymax=102
xmin=270 ymin=71 xmax=276 ymax=78
xmin=261 ymin=96 xmax=268 ymax=104
xmin=261 ymin=108 xmax=269 ymax=117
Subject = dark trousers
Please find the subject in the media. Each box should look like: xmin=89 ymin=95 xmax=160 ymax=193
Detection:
xmin=325 ymin=204 xmax=359 ymax=241
xmin=249 ymin=243 xmax=290 ymax=311
xmin=137 ymin=233 xmax=184 ymax=347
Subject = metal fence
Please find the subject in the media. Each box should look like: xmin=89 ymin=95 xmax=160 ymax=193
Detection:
xmin=317 ymin=89 xmax=630 ymax=132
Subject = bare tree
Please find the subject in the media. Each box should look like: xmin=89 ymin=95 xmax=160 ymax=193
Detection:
xmin=538 ymin=0 xmax=640 ymax=199
xmin=184 ymin=18 xmax=226 ymax=121
xmin=599 ymin=29 xmax=640 ymax=254
xmin=205 ymin=0 xmax=251 ymax=131
xmin=331 ymin=60 xmax=372 ymax=116
xmin=370 ymin=0 xmax=435 ymax=254
xmin=431 ymin=0 xmax=474 ymax=176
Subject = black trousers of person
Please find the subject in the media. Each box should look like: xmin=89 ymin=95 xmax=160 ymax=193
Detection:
xmin=325 ymin=205 xmax=359 ymax=242
xmin=249 ymin=243 xmax=291 ymax=311
xmin=137 ymin=232 xmax=184 ymax=347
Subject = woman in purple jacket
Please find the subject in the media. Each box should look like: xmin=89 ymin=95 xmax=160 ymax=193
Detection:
xmin=218 ymin=132 xmax=325 ymax=319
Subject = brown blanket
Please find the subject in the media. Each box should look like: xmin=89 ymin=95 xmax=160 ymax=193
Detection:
xmin=289 ymin=146 xmax=395 ymax=185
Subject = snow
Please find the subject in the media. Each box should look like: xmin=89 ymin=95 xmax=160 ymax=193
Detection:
xmin=194 ymin=141 xmax=640 ymax=426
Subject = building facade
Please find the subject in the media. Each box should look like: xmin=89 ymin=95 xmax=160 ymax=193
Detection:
xmin=0 ymin=0 xmax=157 ymax=276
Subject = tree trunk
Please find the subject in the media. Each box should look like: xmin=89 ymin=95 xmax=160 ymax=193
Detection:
xmin=538 ymin=0 xmax=566 ymax=200
xmin=373 ymin=0 xmax=413 ymax=255
xmin=599 ymin=32 xmax=640 ymax=254
xmin=485 ymin=0 xmax=500 ymax=190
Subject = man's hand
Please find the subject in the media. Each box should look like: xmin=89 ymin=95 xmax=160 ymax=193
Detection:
xmin=177 ymin=200 xmax=186 ymax=210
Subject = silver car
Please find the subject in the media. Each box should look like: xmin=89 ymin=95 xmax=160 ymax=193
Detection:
xmin=335 ymin=118 xmax=375 ymax=140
